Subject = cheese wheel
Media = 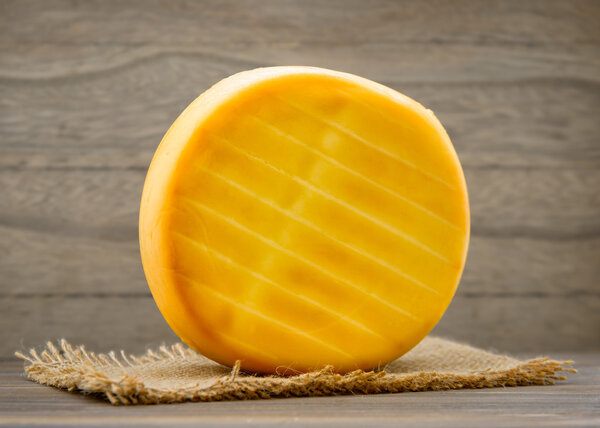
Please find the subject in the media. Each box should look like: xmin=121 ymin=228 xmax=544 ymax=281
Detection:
xmin=140 ymin=66 xmax=469 ymax=374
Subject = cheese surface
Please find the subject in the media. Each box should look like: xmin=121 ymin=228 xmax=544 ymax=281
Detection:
xmin=140 ymin=66 xmax=470 ymax=374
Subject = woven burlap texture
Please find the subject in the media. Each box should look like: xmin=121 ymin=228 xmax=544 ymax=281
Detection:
xmin=16 ymin=337 xmax=574 ymax=405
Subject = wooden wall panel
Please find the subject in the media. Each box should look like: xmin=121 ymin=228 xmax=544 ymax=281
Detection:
xmin=0 ymin=0 xmax=598 ymax=356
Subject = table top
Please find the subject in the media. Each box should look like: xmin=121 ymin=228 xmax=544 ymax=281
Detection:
xmin=1 ymin=354 xmax=599 ymax=427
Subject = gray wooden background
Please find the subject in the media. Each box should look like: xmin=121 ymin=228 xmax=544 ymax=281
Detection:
xmin=1 ymin=0 xmax=599 ymax=358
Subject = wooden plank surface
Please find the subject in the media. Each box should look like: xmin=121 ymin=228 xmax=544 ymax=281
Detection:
xmin=1 ymin=354 xmax=599 ymax=427
xmin=0 ymin=0 xmax=599 ymax=357
xmin=3 ymin=294 xmax=599 ymax=357
xmin=2 ymin=72 xmax=599 ymax=170
xmin=2 ymin=168 xmax=598 ymax=243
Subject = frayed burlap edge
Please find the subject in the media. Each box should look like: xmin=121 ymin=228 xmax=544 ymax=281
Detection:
xmin=16 ymin=339 xmax=576 ymax=405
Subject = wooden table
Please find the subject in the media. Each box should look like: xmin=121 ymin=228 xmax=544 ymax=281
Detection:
xmin=1 ymin=354 xmax=598 ymax=427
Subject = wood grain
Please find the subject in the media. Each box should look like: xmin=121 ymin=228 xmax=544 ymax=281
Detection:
xmin=1 ymin=170 xmax=599 ymax=297
xmin=2 ymin=223 xmax=598 ymax=297
xmin=2 ymin=0 xmax=599 ymax=44
xmin=0 ymin=0 xmax=599 ymax=357
xmin=2 ymin=72 xmax=599 ymax=169
xmin=1 ymin=1 xmax=599 ymax=84
xmin=5 ymin=297 xmax=179 ymax=357
xmin=434 ymin=295 xmax=600 ymax=353
xmin=1 ymin=168 xmax=598 ymax=241
xmin=2 ymin=293 xmax=599 ymax=355
xmin=1 ymin=355 xmax=598 ymax=427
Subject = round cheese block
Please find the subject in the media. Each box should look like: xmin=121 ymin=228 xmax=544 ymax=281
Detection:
xmin=140 ymin=66 xmax=470 ymax=374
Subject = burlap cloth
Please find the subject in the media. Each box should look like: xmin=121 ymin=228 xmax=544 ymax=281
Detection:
xmin=16 ymin=337 xmax=575 ymax=405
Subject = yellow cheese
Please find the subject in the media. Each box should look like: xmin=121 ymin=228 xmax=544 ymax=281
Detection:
xmin=139 ymin=66 xmax=470 ymax=374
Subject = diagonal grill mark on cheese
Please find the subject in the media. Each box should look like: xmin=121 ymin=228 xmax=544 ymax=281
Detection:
xmin=175 ymin=231 xmax=388 ymax=340
xmin=211 ymin=324 xmax=280 ymax=362
xmin=334 ymin=87 xmax=418 ymax=133
xmin=181 ymin=196 xmax=428 ymax=320
xmin=247 ymin=114 xmax=463 ymax=232
xmin=201 ymin=165 xmax=442 ymax=296
xmin=277 ymin=96 xmax=456 ymax=190
xmin=175 ymin=272 xmax=354 ymax=359
xmin=139 ymin=66 xmax=470 ymax=374
xmin=213 ymin=135 xmax=451 ymax=266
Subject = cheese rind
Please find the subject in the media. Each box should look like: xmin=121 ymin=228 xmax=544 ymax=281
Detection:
xmin=140 ymin=66 xmax=470 ymax=374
